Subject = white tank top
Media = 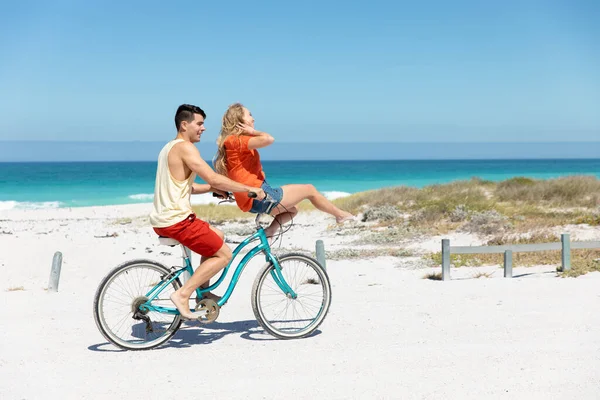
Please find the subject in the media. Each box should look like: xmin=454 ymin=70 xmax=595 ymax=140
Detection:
xmin=149 ymin=139 xmax=196 ymax=228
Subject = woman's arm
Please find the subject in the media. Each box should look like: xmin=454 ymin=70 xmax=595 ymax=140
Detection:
xmin=180 ymin=142 xmax=265 ymax=197
xmin=237 ymin=123 xmax=274 ymax=150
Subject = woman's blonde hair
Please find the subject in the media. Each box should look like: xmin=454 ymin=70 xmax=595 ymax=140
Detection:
xmin=213 ymin=103 xmax=247 ymax=176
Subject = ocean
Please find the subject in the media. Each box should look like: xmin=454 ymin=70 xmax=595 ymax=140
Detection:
xmin=1 ymin=159 xmax=600 ymax=210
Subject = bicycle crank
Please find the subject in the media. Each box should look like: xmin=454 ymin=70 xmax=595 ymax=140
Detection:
xmin=194 ymin=299 xmax=220 ymax=323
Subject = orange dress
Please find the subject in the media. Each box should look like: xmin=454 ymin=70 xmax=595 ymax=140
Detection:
xmin=223 ymin=135 xmax=266 ymax=211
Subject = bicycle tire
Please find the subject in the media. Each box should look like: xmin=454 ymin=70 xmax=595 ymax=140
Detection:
xmin=251 ymin=253 xmax=332 ymax=339
xmin=93 ymin=259 xmax=183 ymax=350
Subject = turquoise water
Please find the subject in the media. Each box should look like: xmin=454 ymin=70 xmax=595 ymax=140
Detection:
xmin=1 ymin=159 xmax=600 ymax=209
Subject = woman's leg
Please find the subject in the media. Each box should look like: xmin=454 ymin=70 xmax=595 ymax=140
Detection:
xmin=279 ymin=184 xmax=353 ymax=222
xmin=264 ymin=206 xmax=298 ymax=237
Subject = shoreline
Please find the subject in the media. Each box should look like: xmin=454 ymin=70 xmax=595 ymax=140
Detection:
xmin=2 ymin=162 xmax=600 ymax=211
xmin=0 ymin=191 xmax=354 ymax=212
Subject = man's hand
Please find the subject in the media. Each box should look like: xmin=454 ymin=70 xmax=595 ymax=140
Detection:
xmin=237 ymin=123 xmax=257 ymax=135
xmin=211 ymin=188 xmax=230 ymax=199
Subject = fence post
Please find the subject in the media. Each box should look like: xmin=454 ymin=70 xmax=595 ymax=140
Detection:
xmin=442 ymin=239 xmax=450 ymax=281
xmin=48 ymin=251 xmax=63 ymax=292
xmin=316 ymin=240 xmax=327 ymax=271
xmin=504 ymin=250 xmax=513 ymax=278
xmin=561 ymin=233 xmax=571 ymax=271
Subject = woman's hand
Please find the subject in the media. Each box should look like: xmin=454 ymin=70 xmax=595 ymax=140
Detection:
xmin=236 ymin=123 xmax=257 ymax=135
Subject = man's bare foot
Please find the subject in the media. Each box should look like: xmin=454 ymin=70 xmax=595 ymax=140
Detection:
xmin=336 ymin=212 xmax=355 ymax=223
xmin=170 ymin=290 xmax=194 ymax=319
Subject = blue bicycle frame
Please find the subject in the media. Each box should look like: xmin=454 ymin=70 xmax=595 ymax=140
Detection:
xmin=140 ymin=226 xmax=297 ymax=315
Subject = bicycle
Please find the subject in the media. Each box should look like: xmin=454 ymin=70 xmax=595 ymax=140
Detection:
xmin=93 ymin=193 xmax=332 ymax=350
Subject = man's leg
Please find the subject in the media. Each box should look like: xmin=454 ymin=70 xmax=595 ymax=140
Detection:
xmin=170 ymin=243 xmax=232 ymax=319
xmin=199 ymin=226 xmax=225 ymax=298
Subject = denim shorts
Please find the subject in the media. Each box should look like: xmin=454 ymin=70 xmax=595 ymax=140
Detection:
xmin=249 ymin=181 xmax=283 ymax=214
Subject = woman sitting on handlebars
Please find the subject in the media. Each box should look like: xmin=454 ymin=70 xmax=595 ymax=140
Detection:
xmin=213 ymin=103 xmax=354 ymax=238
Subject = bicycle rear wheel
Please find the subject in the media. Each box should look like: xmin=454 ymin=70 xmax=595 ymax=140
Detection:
xmin=93 ymin=259 xmax=182 ymax=350
xmin=251 ymin=253 xmax=332 ymax=339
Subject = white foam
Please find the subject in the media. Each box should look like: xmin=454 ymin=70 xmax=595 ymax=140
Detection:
xmin=128 ymin=193 xmax=154 ymax=201
xmin=0 ymin=201 xmax=18 ymax=211
xmin=323 ymin=191 xmax=352 ymax=200
xmin=0 ymin=200 xmax=62 ymax=210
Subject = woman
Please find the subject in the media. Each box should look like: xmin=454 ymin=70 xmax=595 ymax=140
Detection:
xmin=214 ymin=103 xmax=354 ymax=238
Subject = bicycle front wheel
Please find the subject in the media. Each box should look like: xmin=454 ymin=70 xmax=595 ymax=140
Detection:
xmin=251 ymin=253 xmax=332 ymax=339
xmin=93 ymin=259 xmax=182 ymax=350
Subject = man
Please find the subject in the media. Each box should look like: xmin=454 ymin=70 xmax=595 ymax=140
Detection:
xmin=150 ymin=104 xmax=265 ymax=320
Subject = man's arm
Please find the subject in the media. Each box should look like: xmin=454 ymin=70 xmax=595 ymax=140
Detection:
xmin=180 ymin=142 xmax=263 ymax=194
xmin=192 ymin=183 xmax=229 ymax=198
xmin=191 ymin=183 xmax=211 ymax=195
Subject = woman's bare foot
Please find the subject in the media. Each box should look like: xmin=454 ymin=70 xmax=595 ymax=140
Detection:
xmin=336 ymin=212 xmax=355 ymax=223
xmin=170 ymin=290 xmax=194 ymax=319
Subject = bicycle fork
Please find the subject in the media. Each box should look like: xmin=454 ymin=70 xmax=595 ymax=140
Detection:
xmin=267 ymin=254 xmax=298 ymax=300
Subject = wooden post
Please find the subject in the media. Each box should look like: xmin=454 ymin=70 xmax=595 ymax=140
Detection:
xmin=48 ymin=251 xmax=62 ymax=292
xmin=442 ymin=239 xmax=450 ymax=281
xmin=316 ymin=240 xmax=327 ymax=271
xmin=561 ymin=233 xmax=571 ymax=271
xmin=504 ymin=250 xmax=513 ymax=278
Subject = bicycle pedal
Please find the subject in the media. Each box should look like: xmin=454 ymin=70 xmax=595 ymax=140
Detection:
xmin=193 ymin=308 xmax=209 ymax=316
xmin=181 ymin=310 xmax=208 ymax=321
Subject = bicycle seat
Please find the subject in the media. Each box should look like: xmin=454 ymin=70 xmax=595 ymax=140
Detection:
xmin=158 ymin=236 xmax=180 ymax=247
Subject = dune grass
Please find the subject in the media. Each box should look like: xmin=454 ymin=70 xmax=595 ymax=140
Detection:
xmin=495 ymin=176 xmax=600 ymax=207
xmin=333 ymin=175 xmax=600 ymax=234
xmin=557 ymin=254 xmax=600 ymax=278
xmin=192 ymin=176 xmax=599 ymax=231
xmin=326 ymin=247 xmax=413 ymax=260
xmin=423 ymin=272 xmax=442 ymax=280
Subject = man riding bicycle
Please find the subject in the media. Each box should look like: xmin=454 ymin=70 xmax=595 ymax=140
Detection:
xmin=149 ymin=104 xmax=265 ymax=320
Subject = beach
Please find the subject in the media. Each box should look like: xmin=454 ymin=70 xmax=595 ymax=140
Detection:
xmin=1 ymin=202 xmax=599 ymax=399
xmin=4 ymin=0 xmax=600 ymax=396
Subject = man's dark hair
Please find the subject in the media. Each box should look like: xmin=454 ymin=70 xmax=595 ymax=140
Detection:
xmin=175 ymin=104 xmax=206 ymax=130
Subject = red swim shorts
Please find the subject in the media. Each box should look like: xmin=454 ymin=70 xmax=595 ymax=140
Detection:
xmin=153 ymin=214 xmax=223 ymax=257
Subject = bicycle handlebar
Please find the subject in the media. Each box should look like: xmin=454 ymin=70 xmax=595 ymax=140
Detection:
xmin=212 ymin=191 xmax=272 ymax=202
xmin=212 ymin=191 xmax=280 ymax=231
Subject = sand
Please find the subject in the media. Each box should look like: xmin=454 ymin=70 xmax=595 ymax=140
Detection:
xmin=1 ymin=203 xmax=599 ymax=399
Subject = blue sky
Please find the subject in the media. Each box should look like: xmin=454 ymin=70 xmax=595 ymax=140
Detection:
xmin=1 ymin=0 xmax=599 ymax=147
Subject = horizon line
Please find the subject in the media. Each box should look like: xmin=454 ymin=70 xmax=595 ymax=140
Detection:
xmin=2 ymin=158 xmax=600 ymax=164
xmin=2 ymin=140 xmax=600 ymax=144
